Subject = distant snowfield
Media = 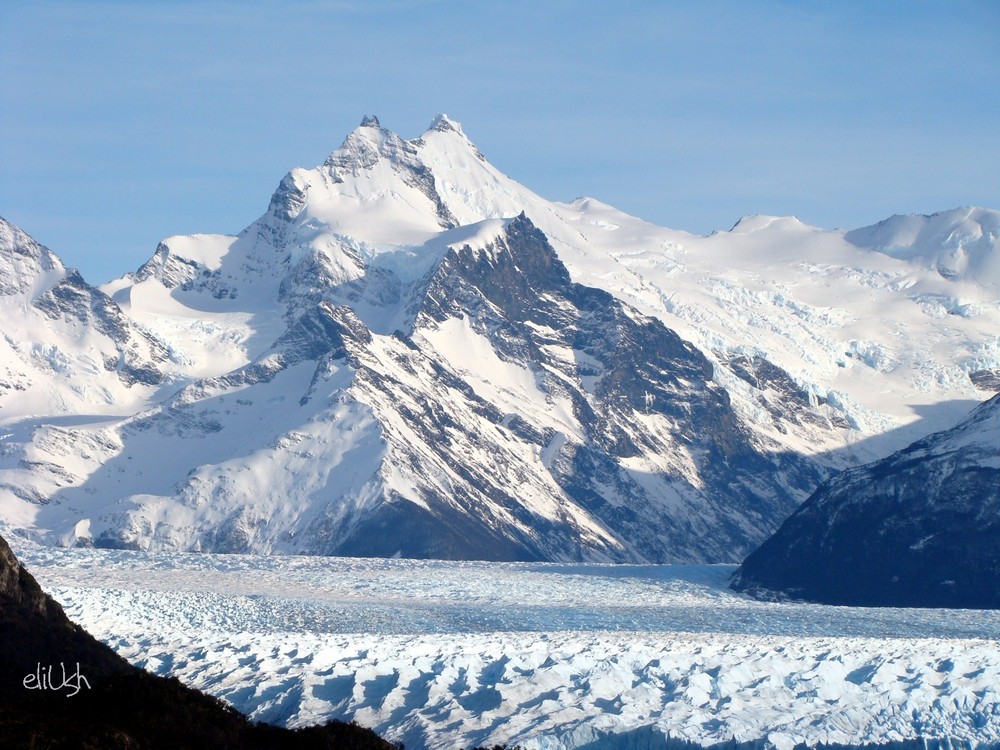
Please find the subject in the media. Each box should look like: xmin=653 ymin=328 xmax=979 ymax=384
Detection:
xmin=15 ymin=543 xmax=1000 ymax=750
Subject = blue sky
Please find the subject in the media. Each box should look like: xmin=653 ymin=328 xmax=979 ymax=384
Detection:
xmin=2 ymin=0 xmax=998 ymax=283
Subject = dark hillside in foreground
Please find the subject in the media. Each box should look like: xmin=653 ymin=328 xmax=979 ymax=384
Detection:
xmin=0 ymin=533 xmax=394 ymax=749
xmin=732 ymin=394 xmax=1000 ymax=609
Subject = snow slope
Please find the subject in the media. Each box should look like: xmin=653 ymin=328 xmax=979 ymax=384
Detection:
xmin=15 ymin=542 xmax=1000 ymax=750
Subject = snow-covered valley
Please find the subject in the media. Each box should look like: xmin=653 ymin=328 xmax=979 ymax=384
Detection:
xmin=14 ymin=541 xmax=1000 ymax=750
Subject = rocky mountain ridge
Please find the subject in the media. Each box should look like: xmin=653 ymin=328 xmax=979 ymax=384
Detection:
xmin=0 ymin=218 xmax=167 ymax=412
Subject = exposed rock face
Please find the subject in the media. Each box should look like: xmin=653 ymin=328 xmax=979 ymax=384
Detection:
xmin=970 ymin=368 xmax=1000 ymax=392
xmin=721 ymin=354 xmax=852 ymax=433
xmin=0 ymin=533 xmax=393 ymax=748
xmin=401 ymin=214 xmax=820 ymax=562
xmin=732 ymin=394 xmax=1000 ymax=608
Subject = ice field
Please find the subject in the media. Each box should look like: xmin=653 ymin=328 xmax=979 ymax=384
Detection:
xmin=16 ymin=543 xmax=1000 ymax=750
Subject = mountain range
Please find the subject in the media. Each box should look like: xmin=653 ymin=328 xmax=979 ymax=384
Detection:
xmin=1 ymin=114 xmax=997 ymax=564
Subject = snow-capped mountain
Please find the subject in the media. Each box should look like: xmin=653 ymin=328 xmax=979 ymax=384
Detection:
xmin=845 ymin=206 xmax=1000 ymax=290
xmin=0 ymin=218 xmax=167 ymax=412
xmin=1 ymin=115 xmax=998 ymax=562
xmin=4 ymin=212 xmax=823 ymax=561
xmin=732 ymin=392 xmax=1000 ymax=608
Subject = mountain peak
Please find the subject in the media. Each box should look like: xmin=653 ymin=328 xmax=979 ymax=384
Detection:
xmin=322 ymin=115 xmax=412 ymax=175
xmin=428 ymin=113 xmax=465 ymax=136
xmin=0 ymin=216 xmax=65 ymax=296
xmin=728 ymin=215 xmax=811 ymax=234
xmin=844 ymin=206 xmax=1000 ymax=285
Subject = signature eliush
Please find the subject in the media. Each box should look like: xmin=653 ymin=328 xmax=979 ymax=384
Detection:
xmin=23 ymin=662 xmax=91 ymax=697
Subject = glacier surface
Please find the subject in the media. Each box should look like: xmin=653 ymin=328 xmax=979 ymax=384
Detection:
xmin=14 ymin=541 xmax=1000 ymax=750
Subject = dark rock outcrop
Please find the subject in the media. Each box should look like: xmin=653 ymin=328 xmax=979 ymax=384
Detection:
xmin=732 ymin=394 xmax=1000 ymax=609
xmin=970 ymin=368 xmax=1000 ymax=392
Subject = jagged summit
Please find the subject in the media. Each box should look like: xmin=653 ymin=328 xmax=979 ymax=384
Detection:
xmin=0 ymin=216 xmax=66 ymax=296
xmin=428 ymin=112 xmax=465 ymax=135
xmin=322 ymin=116 xmax=414 ymax=172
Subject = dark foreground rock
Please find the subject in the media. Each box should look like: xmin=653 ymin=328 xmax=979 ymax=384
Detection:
xmin=732 ymin=394 xmax=1000 ymax=609
xmin=0 ymin=533 xmax=394 ymax=750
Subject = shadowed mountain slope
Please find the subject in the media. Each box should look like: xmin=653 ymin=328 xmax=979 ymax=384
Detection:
xmin=732 ymin=394 xmax=1000 ymax=608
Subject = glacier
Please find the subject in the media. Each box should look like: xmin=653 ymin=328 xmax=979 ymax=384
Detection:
xmin=14 ymin=540 xmax=1000 ymax=750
